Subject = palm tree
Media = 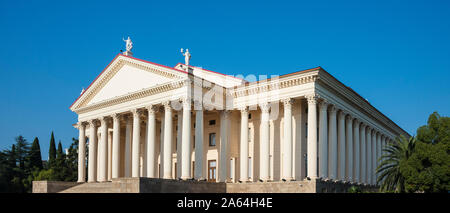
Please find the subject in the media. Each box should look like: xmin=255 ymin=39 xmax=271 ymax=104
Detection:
xmin=376 ymin=135 xmax=416 ymax=193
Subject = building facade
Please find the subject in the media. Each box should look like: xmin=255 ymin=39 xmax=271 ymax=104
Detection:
xmin=70 ymin=52 xmax=409 ymax=186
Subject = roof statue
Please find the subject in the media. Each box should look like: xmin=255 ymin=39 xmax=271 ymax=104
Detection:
xmin=123 ymin=36 xmax=133 ymax=56
xmin=181 ymin=48 xmax=191 ymax=66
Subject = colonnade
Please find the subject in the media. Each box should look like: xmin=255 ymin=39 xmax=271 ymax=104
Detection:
xmin=77 ymin=95 xmax=392 ymax=185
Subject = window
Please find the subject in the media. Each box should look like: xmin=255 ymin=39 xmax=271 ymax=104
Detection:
xmin=209 ymin=120 xmax=216 ymax=125
xmin=209 ymin=133 xmax=216 ymax=146
xmin=248 ymin=113 xmax=252 ymax=119
xmin=208 ymin=160 xmax=217 ymax=182
xmin=248 ymin=157 xmax=252 ymax=179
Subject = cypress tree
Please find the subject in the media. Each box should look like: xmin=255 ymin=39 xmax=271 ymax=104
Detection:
xmin=14 ymin=136 xmax=29 ymax=171
xmin=55 ymin=141 xmax=67 ymax=180
xmin=29 ymin=137 xmax=43 ymax=170
xmin=57 ymin=141 xmax=64 ymax=159
xmin=48 ymin=132 xmax=56 ymax=168
xmin=7 ymin=144 xmax=17 ymax=171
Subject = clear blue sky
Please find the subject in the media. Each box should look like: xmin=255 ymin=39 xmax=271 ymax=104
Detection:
xmin=1 ymin=0 xmax=449 ymax=159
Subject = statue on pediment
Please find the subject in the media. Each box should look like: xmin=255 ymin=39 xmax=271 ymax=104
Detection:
xmin=123 ymin=36 xmax=133 ymax=52
xmin=181 ymin=48 xmax=191 ymax=66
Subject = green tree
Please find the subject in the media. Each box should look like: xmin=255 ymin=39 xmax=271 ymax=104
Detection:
xmin=376 ymin=135 xmax=416 ymax=193
xmin=0 ymin=151 xmax=10 ymax=192
xmin=29 ymin=137 xmax=43 ymax=171
xmin=48 ymin=131 xmax=56 ymax=168
xmin=54 ymin=141 xmax=66 ymax=180
xmin=15 ymin=136 xmax=30 ymax=171
xmin=64 ymin=138 xmax=79 ymax=182
xmin=402 ymin=112 xmax=450 ymax=192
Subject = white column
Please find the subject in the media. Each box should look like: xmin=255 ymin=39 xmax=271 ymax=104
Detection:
xmin=307 ymin=95 xmax=318 ymax=179
xmin=318 ymin=100 xmax=328 ymax=179
xmin=77 ymin=122 xmax=86 ymax=182
xmin=194 ymin=101 xmax=204 ymax=180
xmin=239 ymin=107 xmax=249 ymax=182
xmin=88 ymin=120 xmax=98 ymax=182
xmin=282 ymin=99 xmax=293 ymax=181
xmin=366 ymin=127 xmax=372 ymax=185
xmin=146 ymin=106 xmax=157 ymax=178
xmin=345 ymin=115 xmax=353 ymax=182
xmin=328 ymin=106 xmax=338 ymax=180
xmin=176 ymin=112 xmax=182 ymax=179
xmin=260 ymin=103 xmax=270 ymax=181
xmin=98 ymin=117 xmax=108 ymax=182
xmin=360 ymin=124 xmax=366 ymax=184
xmin=337 ymin=110 xmax=346 ymax=181
xmin=131 ymin=109 xmax=142 ymax=178
xmin=181 ymin=99 xmax=192 ymax=180
xmin=112 ymin=114 xmax=121 ymax=179
xmin=124 ymin=116 xmax=132 ymax=177
xmin=163 ymin=102 xmax=173 ymax=179
xmin=219 ymin=110 xmax=230 ymax=182
xmin=372 ymin=131 xmax=377 ymax=185
xmin=353 ymin=119 xmax=360 ymax=183
xmin=107 ymin=131 xmax=112 ymax=181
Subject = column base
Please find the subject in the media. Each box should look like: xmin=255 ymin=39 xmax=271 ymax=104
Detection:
xmin=282 ymin=177 xmax=294 ymax=182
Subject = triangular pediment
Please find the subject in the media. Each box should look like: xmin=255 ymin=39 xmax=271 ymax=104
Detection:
xmin=70 ymin=54 xmax=187 ymax=110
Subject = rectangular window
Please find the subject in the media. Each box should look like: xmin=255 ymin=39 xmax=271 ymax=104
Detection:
xmin=209 ymin=120 xmax=216 ymax=125
xmin=209 ymin=133 xmax=216 ymax=146
xmin=248 ymin=157 xmax=252 ymax=179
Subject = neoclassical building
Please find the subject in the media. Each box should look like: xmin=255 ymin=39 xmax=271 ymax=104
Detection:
xmin=70 ymin=50 xmax=409 ymax=189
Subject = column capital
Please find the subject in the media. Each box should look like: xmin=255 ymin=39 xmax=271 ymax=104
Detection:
xmin=88 ymin=119 xmax=98 ymax=127
xmin=162 ymin=101 xmax=172 ymax=110
xmin=282 ymin=98 xmax=294 ymax=107
xmin=221 ymin=110 xmax=232 ymax=118
xmin=131 ymin=108 xmax=144 ymax=117
xmin=193 ymin=100 xmax=203 ymax=111
xmin=77 ymin=121 xmax=86 ymax=129
xmin=319 ymin=100 xmax=329 ymax=111
xmin=306 ymin=94 xmax=318 ymax=104
xmin=360 ymin=122 xmax=366 ymax=128
xmin=240 ymin=106 xmax=249 ymax=114
xmin=338 ymin=110 xmax=346 ymax=118
xmin=328 ymin=105 xmax=337 ymax=113
xmin=346 ymin=114 xmax=354 ymax=121
xmin=181 ymin=97 xmax=192 ymax=108
xmin=259 ymin=102 xmax=270 ymax=113
xmin=146 ymin=105 xmax=158 ymax=115
xmin=100 ymin=116 xmax=110 ymax=126
xmin=353 ymin=118 xmax=360 ymax=125
xmin=112 ymin=113 xmax=121 ymax=122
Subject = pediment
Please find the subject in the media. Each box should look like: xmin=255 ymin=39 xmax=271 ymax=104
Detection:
xmin=70 ymin=54 xmax=187 ymax=110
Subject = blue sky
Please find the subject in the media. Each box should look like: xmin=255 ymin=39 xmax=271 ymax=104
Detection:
xmin=0 ymin=0 xmax=449 ymax=159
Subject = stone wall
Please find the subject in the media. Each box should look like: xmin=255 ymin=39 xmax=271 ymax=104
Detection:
xmin=33 ymin=178 xmax=377 ymax=193
xmin=33 ymin=181 xmax=81 ymax=193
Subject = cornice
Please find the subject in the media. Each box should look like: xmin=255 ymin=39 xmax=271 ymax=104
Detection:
xmin=230 ymin=71 xmax=319 ymax=98
xmin=316 ymin=70 xmax=410 ymax=138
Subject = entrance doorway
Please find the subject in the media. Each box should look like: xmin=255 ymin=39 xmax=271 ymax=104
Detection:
xmin=208 ymin=160 xmax=216 ymax=182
